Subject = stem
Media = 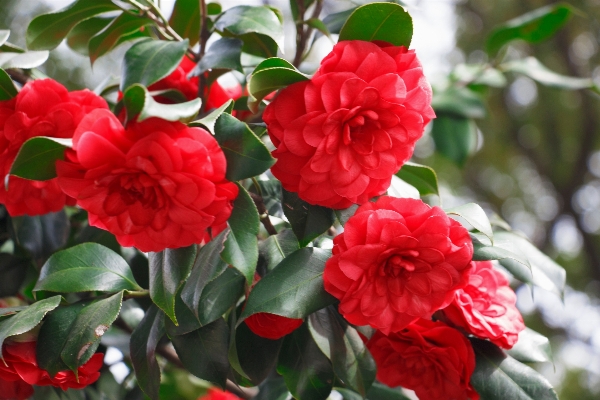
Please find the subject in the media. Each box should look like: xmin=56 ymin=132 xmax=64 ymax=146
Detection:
xmin=197 ymin=0 xmax=210 ymax=111
xmin=249 ymin=192 xmax=278 ymax=236
xmin=123 ymin=289 xmax=150 ymax=299
xmin=292 ymin=0 xmax=323 ymax=67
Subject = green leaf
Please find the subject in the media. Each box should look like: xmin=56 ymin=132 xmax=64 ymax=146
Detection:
xmin=207 ymin=3 xmax=222 ymax=15
xmin=66 ymin=17 xmax=113 ymax=55
xmin=277 ymin=323 xmax=334 ymax=400
xmin=388 ymin=175 xmax=420 ymax=199
xmin=335 ymin=205 xmax=359 ymax=226
xmin=0 ymin=296 xmax=61 ymax=358
xmin=0 ymin=50 xmax=49 ymax=70
xmin=35 ymin=243 xmax=141 ymax=293
xmin=247 ymin=57 xmax=308 ymax=113
xmin=253 ymin=373 xmax=290 ymax=400
xmin=189 ymin=99 xmax=233 ymax=134
xmin=470 ymin=338 xmax=559 ymax=400
xmin=366 ymin=383 xmax=411 ymax=400
xmin=501 ymin=57 xmax=596 ymax=90
xmin=180 ymin=229 xmax=230 ymax=322
xmin=323 ymin=8 xmax=356 ymax=34
xmin=130 ymin=305 xmax=165 ymax=400
xmin=339 ymin=2 xmax=412 ymax=47
xmin=249 ymin=179 xmax=283 ymax=218
xmin=149 ymin=245 xmax=197 ymax=325
xmin=446 ymin=203 xmax=493 ymax=242
xmin=486 ymin=3 xmax=573 ymax=55
xmin=282 ymin=189 xmax=335 ymax=247
xmin=430 ymin=113 xmax=477 ymax=167
xmin=213 ymin=113 xmax=275 ymax=180
xmin=167 ymin=318 xmax=230 ymax=388
xmin=61 ymin=291 xmax=123 ymax=373
xmin=122 ymin=84 xmax=201 ymax=124
xmin=215 ymin=6 xmax=284 ymax=52
xmin=0 ymin=30 xmax=9 ymax=47
xmin=305 ymin=18 xmax=332 ymax=39
xmin=9 ymin=137 xmax=71 ymax=181
xmin=507 ymin=328 xmax=553 ymax=364
xmin=169 ymin=0 xmax=201 ymax=46
xmin=259 ymin=229 xmax=300 ymax=273
xmin=222 ymin=184 xmax=260 ymax=284
xmin=308 ymin=307 xmax=376 ymax=396
xmin=395 ymin=162 xmax=439 ymax=197
xmin=0 ymin=68 xmax=17 ymax=100
xmin=0 ymin=254 xmax=29 ymax=297
xmin=196 ymin=37 xmax=243 ymax=74
xmin=26 ymin=0 xmax=119 ymax=50
xmin=240 ymin=247 xmax=335 ymax=321
xmin=452 ymin=64 xmax=507 ymax=88
xmin=10 ymin=211 xmax=70 ymax=262
xmin=121 ymin=39 xmax=189 ymax=91
xmin=88 ymin=12 xmax=153 ymax=64
xmin=432 ymin=87 xmax=486 ymax=119
xmin=196 ymin=268 xmax=245 ymax=326
xmin=236 ymin=32 xmax=279 ymax=59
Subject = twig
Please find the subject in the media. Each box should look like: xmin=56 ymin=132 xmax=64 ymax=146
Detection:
xmin=6 ymin=69 xmax=30 ymax=85
xmin=197 ymin=0 xmax=210 ymax=112
xmin=292 ymin=0 xmax=324 ymax=67
xmin=249 ymin=192 xmax=278 ymax=235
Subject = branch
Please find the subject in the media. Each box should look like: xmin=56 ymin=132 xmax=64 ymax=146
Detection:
xmin=197 ymin=0 xmax=210 ymax=112
xmin=6 ymin=69 xmax=31 ymax=85
xmin=249 ymin=192 xmax=278 ymax=235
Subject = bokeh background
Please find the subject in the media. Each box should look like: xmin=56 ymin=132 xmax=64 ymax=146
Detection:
xmin=1 ymin=0 xmax=600 ymax=398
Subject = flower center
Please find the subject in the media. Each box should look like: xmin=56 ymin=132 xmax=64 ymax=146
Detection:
xmin=109 ymin=174 xmax=163 ymax=208
xmin=343 ymin=109 xmax=380 ymax=145
xmin=384 ymin=252 xmax=419 ymax=277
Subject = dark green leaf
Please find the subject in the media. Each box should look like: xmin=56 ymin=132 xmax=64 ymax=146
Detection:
xmin=197 ymin=268 xmax=245 ymax=325
xmin=252 ymin=372 xmax=290 ymax=400
xmin=168 ymin=318 xmax=230 ymax=388
xmin=432 ymin=87 xmax=486 ymax=119
xmin=470 ymin=338 xmax=558 ymax=400
xmin=471 ymin=233 xmax=533 ymax=286
xmin=366 ymin=383 xmax=411 ymax=400
xmin=66 ymin=17 xmax=113 ymax=55
xmin=305 ymin=18 xmax=332 ymax=38
xmin=339 ymin=2 xmax=412 ymax=47
xmin=169 ymin=0 xmax=201 ymax=46
xmin=0 ymin=307 xmax=27 ymax=319
xmin=122 ymin=83 xmax=201 ymax=123
xmin=213 ymin=113 xmax=275 ymax=180
xmin=0 ymin=254 xmax=29 ymax=297
xmin=121 ymin=39 xmax=189 ymax=91
xmin=130 ymin=305 xmax=165 ymax=400
xmin=0 ymin=296 xmax=61 ymax=357
xmin=395 ymin=162 xmax=439 ymax=197
xmin=75 ymin=225 xmax=121 ymax=255
xmin=88 ymin=12 xmax=153 ymax=64
xmin=308 ymin=307 xmax=376 ymax=396
xmin=452 ymin=64 xmax=507 ymax=88
xmin=247 ymin=57 xmax=308 ymax=113
xmin=10 ymin=211 xmax=70 ymax=261
xmin=282 ymin=189 xmax=335 ymax=247
xmin=189 ymin=99 xmax=233 ymax=134
xmin=0 ymin=68 xmax=17 ymax=100
xmin=501 ymin=57 xmax=596 ymax=91
xmin=237 ymin=32 xmax=279 ymax=58
xmin=149 ymin=245 xmax=197 ymax=325
xmin=222 ymin=184 xmax=260 ymax=284
xmin=26 ymin=0 xmax=119 ymax=50
xmin=486 ymin=3 xmax=573 ymax=55
xmin=215 ymin=6 xmax=284 ymax=51
xmin=430 ymin=113 xmax=477 ymax=166
xmin=9 ymin=137 xmax=71 ymax=181
xmin=507 ymin=328 xmax=553 ymax=364
xmin=258 ymin=229 xmax=299 ymax=274
xmin=277 ymin=323 xmax=333 ymax=400
xmin=0 ymin=50 xmax=49 ymax=69
xmin=335 ymin=205 xmax=359 ymax=226
xmin=240 ymin=247 xmax=335 ymax=321
xmin=446 ymin=203 xmax=493 ymax=241
xmin=122 ymin=84 xmax=146 ymax=123
xmin=35 ymin=243 xmax=141 ymax=293
xmin=196 ymin=37 xmax=243 ymax=74
xmin=249 ymin=179 xmax=283 ymax=218
xmin=207 ymin=3 xmax=222 ymax=15
xmin=323 ymin=8 xmax=356 ymax=34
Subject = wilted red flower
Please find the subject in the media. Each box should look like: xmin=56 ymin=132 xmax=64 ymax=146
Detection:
xmin=0 ymin=341 xmax=103 ymax=398
xmin=264 ymin=40 xmax=435 ymax=209
xmin=56 ymin=109 xmax=238 ymax=252
xmin=368 ymin=319 xmax=478 ymax=400
xmin=323 ymin=196 xmax=473 ymax=334
xmin=198 ymin=387 xmax=241 ymax=400
xmin=441 ymin=261 xmax=525 ymax=349
xmin=0 ymin=79 xmax=108 ymax=216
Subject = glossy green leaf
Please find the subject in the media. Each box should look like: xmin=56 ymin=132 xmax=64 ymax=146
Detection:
xmin=196 ymin=37 xmax=243 ymax=74
xmin=35 ymin=243 xmax=141 ymax=293
xmin=507 ymin=328 xmax=553 ymax=364
xmin=213 ymin=113 xmax=275 ymax=180
xmin=0 ymin=296 xmax=61 ymax=358
xmin=308 ymin=307 xmax=376 ymax=396
xmin=388 ymin=174 xmax=420 ymax=199
xmin=452 ymin=64 xmax=507 ymax=88
xmin=249 ymin=179 xmax=283 ymax=218
xmin=196 ymin=268 xmax=245 ymax=326
xmin=130 ymin=305 xmax=165 ymax=400
xmin=277 ymin=323 xmax=334 ymax=400
xmin=446 ymin=203 xmax=493 ymax=241
xmin=0 ymin=307 xmax=27 ymax=318
xmin=26 ymin=0 xmax=119 ymax=50
xmin=66 ymin=17 xmax=113 ymax=55
xmin=121 ymin=39 xmax=189 ymax=91
xmin=430 ymin=113 xmax=477 ymax=167
xmin=168 ymin=318 xmax=230 ymax=388
xmin=323 ymin=8 xmax=356 ymax=34
xmin=253 ymin=373 xmax=290 ymax=400
xmin=367 ymin=383 xmax=411 ymax=400
xmin=339 ymin=2 xmax=412 ymax=47
xmin=0 ymin=30 xmax=9 ymax=47
xmin=247 ymin=57 xmax=308 ymax=113
xmin=486 ymin=3 xmax=573 ymax=55
xmin=258 ymin=229 xmax=300 ymax=273
xmin=335 ymin=205 xmax=359 ymax=226
xmin=207 ymin=3 xmax=222 ymax=15
xmin=189 ymin=99 xmax=233 ymax=134
xmin=501 ymin=57 xmax=596 ymax=91
xmin=432 ymin=87 xmax=486 ymax=119
xmin=282 ymin=189 xmax=335 ymax=247
xmin=470 ymin=338 xmax=559 ymax=400
xmin=215 ymin=6 xmax=284 ymax=52
xmin=0 ymin=254 xmax=29 ymax=297
xmin=9 ymin=137 xmax=71 ymax=181
xmin=236 ymin=32 xmax=279 ymax=59
xmin=122 ymin=84 xmax=201 ymax=123
xmin=10 ymin=211 xmax=70 ymax=262
xmin=0 ymin=50 xmax=49 ymax=70
xmin=0 ymin=68 xmax=17 ymax=100
xmin=305 ymin=18 xmax=332 ymax=38
xmin=61 ymin=291 xmax=123 ymax=373
xmin=149 ymin=245 xmax=197 ymax=325
xmin=240 ymin=247 xmax=335 ymax=321
xmin=169 ymin=0 xmax=201 ymax=46
xmin=395 ymin=162 xmax=439 ymax=197
xmin=222 ymin=184 xmax=260 ymax=284
xmin=88 ymin=12 xmax=153 ymax=64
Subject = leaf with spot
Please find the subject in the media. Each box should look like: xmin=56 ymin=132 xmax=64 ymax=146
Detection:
xmin=9 ymin=137 xmax=72 ymax=181
xmin=282 ymin=189 xmax=335 ymax=247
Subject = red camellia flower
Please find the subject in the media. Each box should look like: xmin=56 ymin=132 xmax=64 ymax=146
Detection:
xmin=0 ymin=341 xmax=103 ymax=399
xmin=264 ymin=40 xmax=435 ymax=209
xmin=323 ymin=196 xmax=473 ymax=334
xmin=368 ymin=319 xmax=478 ymax=400
xmin=0 ymin=79 xmax=108 ymax=216
xmin=441 ymin=260 xmax=525 ymax=349
xmin=198 ymin=387 xmax=241 ymax=400
xmin=56 ymin=109 xmax=238 ymax=252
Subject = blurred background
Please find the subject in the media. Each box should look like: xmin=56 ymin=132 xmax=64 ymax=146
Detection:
xmin=1 ymin=0 xmax=600 ymax=398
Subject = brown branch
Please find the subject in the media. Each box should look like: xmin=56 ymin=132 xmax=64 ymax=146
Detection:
xmin=249 ymin=192 xmax=278 ymax=235
xmin=197 ymin=0 xmax=210 ymax=112
xmin=6 ymin=69 xmax=30 ymax=85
